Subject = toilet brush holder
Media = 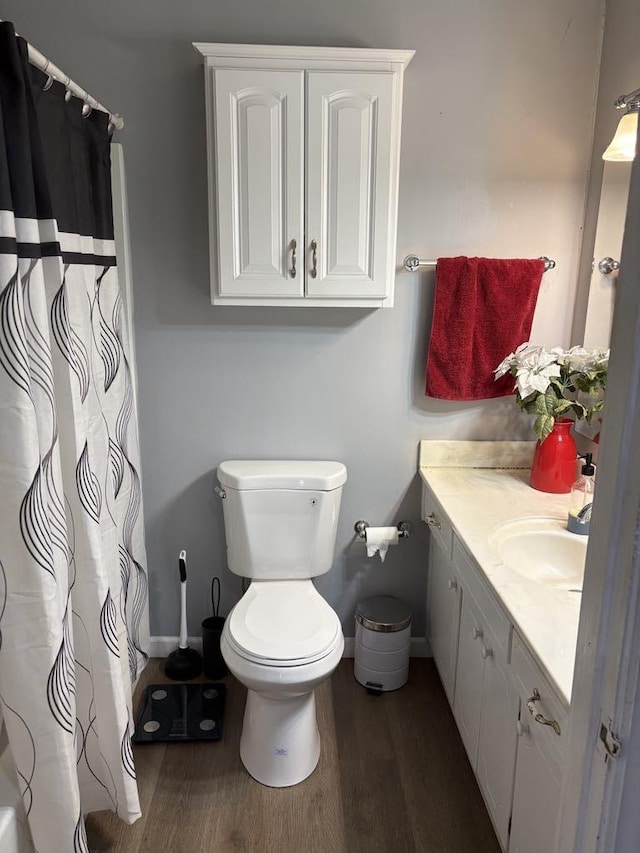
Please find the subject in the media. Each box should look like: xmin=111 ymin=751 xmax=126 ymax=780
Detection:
xmin=202 ymin=578 xmax=228 ymax=679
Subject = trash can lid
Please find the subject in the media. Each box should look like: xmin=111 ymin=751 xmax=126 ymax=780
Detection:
xmin=355 ymin=596 xmax=412 ymax=632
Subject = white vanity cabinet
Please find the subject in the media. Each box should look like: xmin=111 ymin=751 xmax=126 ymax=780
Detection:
xmin=194 ymin=44 xmax=414 ymax=307
xmin=422 ymin=480 xmax=567 ymax=852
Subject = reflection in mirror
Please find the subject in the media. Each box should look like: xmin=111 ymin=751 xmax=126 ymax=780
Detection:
xmin=583 ymin=160 xmax=632 ymax=350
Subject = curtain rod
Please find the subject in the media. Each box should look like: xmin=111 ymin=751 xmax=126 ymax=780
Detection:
xmin=0 ymin=19 xmax=124 ymax=131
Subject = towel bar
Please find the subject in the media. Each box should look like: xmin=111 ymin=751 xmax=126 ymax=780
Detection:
xmin=403 ymin=255 xmax=556 ymax=273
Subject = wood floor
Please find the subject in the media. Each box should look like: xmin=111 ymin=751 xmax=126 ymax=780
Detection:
xmin=86 ymin=659 xmax=500 ymax=853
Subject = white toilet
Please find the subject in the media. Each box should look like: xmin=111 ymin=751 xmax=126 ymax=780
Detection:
xmin=217 ymin=460 xmax=347 ymax=787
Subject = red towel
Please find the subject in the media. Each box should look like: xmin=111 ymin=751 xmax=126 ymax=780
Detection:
xmin=425 ymin=257 xmax=544 ymax=400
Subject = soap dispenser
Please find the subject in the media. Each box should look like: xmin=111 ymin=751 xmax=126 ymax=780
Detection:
xmin=567 ymin=453 xmax=595 ymax=535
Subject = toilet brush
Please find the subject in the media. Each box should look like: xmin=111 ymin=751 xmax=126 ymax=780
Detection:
xmin=165 ymin=550 xmax=203 ymax=680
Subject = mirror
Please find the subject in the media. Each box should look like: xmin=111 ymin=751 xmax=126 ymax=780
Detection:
xmin=583 ymin=160 xmax=632 ymax=349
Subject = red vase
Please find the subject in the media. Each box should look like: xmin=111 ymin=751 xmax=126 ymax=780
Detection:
xmin=530 ymin=418 xmax=578 ymax=494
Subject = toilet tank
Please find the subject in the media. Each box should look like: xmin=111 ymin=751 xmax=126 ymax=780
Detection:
xmin=217 ymin=461 xmax=347 ymax=579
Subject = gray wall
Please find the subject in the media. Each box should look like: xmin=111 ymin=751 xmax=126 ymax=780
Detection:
xmin=1 ymin=0 xmax=603 ymax=637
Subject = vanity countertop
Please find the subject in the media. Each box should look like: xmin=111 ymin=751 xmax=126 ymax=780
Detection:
xmin=419 ymin=444 xmax=582 ymax=706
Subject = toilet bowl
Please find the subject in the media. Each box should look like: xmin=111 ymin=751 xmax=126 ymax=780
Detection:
xmin=222 ymin=580 xmax=344 ymax=786
xmin=216 ymin=460 xmax=347 ymax=787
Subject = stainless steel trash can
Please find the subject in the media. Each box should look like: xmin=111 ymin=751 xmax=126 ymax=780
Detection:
xmin=354 ymin=596 xmax=411 ymax=691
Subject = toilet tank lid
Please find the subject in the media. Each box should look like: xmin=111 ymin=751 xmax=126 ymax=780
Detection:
xmin=217 ymin=460 xmax=347 ymax=491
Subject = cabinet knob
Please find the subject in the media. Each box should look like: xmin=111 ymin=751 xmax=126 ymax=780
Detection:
xmin=597 ymin=256 xmax=621 ymax=276
xmin=472 ymin=627 xmax=483 ymax=640
xmin=481 ymin=645 xmax=493 ymax=660
xmin=447 ymin=579 xmax=457 ymax=591
xmin=289 ymin=239 xmax=297 ymax=278
xmin=425 ymin=513 xmax=442 ymax=530
xmin=310 ymin=239 xmax=318 ymax=279
xmin=516 ymin=720 xmax=530 ymax=737
xmin=526 ymin=688 xmax=561 ymax=736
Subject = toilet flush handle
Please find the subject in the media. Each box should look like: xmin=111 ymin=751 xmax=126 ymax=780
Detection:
xmin=215 ymin=486 xmax=226 ymax=499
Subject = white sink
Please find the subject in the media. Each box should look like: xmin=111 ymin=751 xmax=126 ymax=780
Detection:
xmin=489 ymin=517 xmax=587 ymax=590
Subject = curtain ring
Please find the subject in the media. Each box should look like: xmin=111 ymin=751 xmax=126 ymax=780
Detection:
xmin=42 ymin=74 xmax=54 ymax=92
xmin=63 ymin=75 xmax=73 ymax=102
xmin=81 ymin=103 xmax=93 ymax=118
xmin=107 ymin=118 xmax=116 ymax=135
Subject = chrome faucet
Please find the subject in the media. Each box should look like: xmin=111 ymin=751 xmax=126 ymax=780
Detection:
xmin=577 ymin=503 xmax=593 ymax=524
xmin=567 ymin=501 xmax=593 ymax=535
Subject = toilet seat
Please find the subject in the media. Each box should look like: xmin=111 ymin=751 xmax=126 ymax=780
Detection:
xmin=227 ymin=580 xmax=341 ymax=667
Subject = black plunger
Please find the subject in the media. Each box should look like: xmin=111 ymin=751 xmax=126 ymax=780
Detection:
xmin=165 ymin=550 xmax=203 ymax=680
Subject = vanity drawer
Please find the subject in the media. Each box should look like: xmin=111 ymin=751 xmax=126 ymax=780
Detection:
xmin=422 ymin=485 xmax=453 ymax=560
xmin=511 ymin=631 xmax=567 ymax=773
xmin=453 ymin=534 xmax=511 ymax=663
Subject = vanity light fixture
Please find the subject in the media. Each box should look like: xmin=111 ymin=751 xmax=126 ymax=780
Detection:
xmin=602 ymin=86 xmax=640 ymax=161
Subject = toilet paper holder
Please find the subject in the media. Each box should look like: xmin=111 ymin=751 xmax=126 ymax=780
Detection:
xmin=354 ymin=520 xmax=412 ymax=539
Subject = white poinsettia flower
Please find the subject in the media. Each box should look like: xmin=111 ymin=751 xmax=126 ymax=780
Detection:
xmin=494 ymin=351 xmax=516 ymax=378
xmin=550 ymin=346 xmax=568 ymax=360
xmin=515 ymin=357 xmax=561 ymax=399
xmin=588 ymin=347 xmax=610 ymax=369
xmin=564 ymin=346 xmax=590 ymax=371
xmin=517 ymin=347 xmax=558 ymax=371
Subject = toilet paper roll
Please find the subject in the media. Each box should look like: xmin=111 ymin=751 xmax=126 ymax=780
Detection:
xmin=364 ymin=526 xmax=399 ymax=562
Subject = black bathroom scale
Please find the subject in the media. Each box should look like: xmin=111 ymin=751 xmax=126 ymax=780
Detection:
xmin=133 ymin=683 xmax=226 ymax=743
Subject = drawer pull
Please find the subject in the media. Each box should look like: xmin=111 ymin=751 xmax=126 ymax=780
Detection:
xmin=447 ymin=579 xmax=457 ymax=591
xmin=527 ymin=688 xmax=561 ymax=735
xmin=481 ymin=645 xmax=493 ymax=660
xmin=472 ymin=627 xmax=483 ymax=640
xmin=516 ymin=720 xmax=530 ymax=737
xmin=425 ymin=513 xmax=442 ymax=530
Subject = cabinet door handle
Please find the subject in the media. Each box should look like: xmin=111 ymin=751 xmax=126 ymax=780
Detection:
xmin=516 ymin=720 xmax=530 ymax=737
xmin=447 ymin=579 xmax=457 ymax=591
xmin=289 ymin=239 xmax=297 ymax=278
xmin=481 ymin=645 xmax=493 ymax=660
xmin=527 ymin=688 xmax=561 ymax=735
xmin=310 ymin=239 xmax=318 ymax=278
xmin=472 ymin=627 xmax=483 ymax=640
xmin=425 ymin=513 xmax=442 ymax=530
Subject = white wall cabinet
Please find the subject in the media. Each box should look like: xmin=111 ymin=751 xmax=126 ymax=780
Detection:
xmin=423 ymin=482 xmax=566 ymax=852
xmin=194 ymin=44 xmax=414 ymax=307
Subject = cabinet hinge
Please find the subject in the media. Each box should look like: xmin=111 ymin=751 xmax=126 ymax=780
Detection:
xmin=599 ymin=720 xmax=621 ymax=762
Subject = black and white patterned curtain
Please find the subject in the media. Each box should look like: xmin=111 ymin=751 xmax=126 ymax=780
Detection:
xmin=0 ymin=22 xmax=149 ymax=852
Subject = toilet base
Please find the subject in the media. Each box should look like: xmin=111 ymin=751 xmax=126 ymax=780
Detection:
xmin=240 ymin=689 xmax=320 ymax=787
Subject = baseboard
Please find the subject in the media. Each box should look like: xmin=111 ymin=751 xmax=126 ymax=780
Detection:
xmin=149 ymin=635 xmax=430 ymax=659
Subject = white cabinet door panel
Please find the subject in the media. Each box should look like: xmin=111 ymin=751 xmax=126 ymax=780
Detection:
xmin=214 ymin=69 xmax=304 ymax=297
xmin=509 ymin=715 xmax=561 ymax=853
xmin=427 ymin=539 xmax=461 ymax=705
xmin=306 ymin=72 xmax=394 ymax=298
xmin=477 ymin=652 xmax=519 ymax=850
xmin=454 ymin=592 xmax=485 ymax=768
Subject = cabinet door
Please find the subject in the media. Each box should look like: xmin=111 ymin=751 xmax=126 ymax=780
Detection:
xmin=509 ymin=712 xmax=561 ymax=853
xmin=306 ymin=72 xmax=395 ymax=299
xmin=476 ymin=652 xmax=519 ymax=850
xmin=214 ymin=69 xmax=304 ymax=297
xmin=427 ymin=539 xmax=461 ymax=705
xmin=453 ymin=592 xmax=485 ymax=768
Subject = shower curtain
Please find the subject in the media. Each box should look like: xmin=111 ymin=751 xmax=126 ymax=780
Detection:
xmin=0 ymin=22 xmax=149 ymax=853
